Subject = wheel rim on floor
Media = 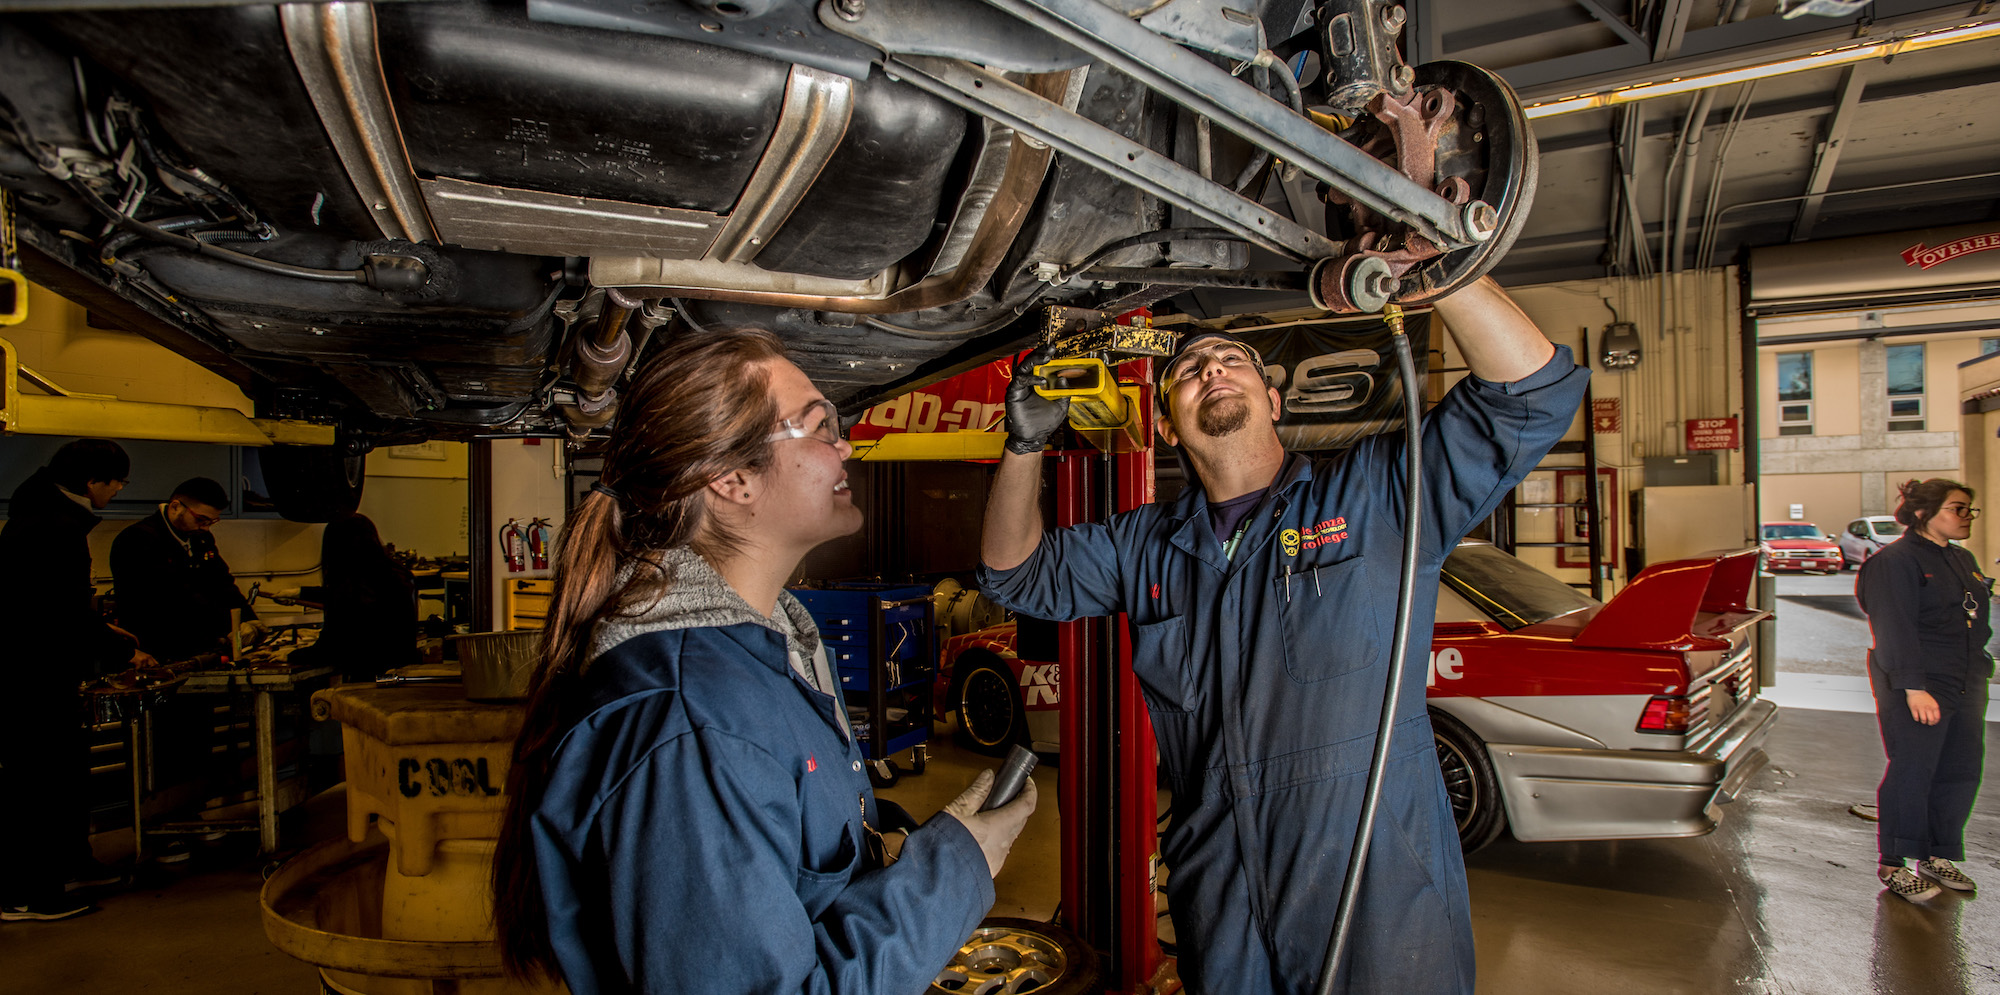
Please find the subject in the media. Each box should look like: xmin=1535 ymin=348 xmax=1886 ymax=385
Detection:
xmin=932 ymin=919 xmax=1091 ymax=994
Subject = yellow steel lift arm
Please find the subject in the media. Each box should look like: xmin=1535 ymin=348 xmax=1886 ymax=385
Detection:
xmin=1 ymin=336 xmax=332 ymax=446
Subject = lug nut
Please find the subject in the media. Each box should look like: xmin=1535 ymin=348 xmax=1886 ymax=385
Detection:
xmin=1462 ymin=201 xmax=1498 ymax=242
xmin=1392 ymin=65 xmax=1415 ymax=92
xmin=1382 ymin=4 xmax=1407 ymax=33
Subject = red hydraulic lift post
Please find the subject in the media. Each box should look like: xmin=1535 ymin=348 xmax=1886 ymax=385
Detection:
xmin=1054 ymin=358 xmax=1161 ymax=993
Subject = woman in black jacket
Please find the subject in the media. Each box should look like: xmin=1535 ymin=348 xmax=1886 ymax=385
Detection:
xmin=297 ymin=512 xmax=418 ymax=681
xmin=1856 ymin=477 xmax=1991 ymax=902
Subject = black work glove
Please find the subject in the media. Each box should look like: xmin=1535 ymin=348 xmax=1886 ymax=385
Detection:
xmin=1005 ymin=343 xmax=1071 ymax=455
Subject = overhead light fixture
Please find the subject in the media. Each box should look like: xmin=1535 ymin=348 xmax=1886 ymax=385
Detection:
xmin=1523 ymin=19 xmax=2000 ymax=119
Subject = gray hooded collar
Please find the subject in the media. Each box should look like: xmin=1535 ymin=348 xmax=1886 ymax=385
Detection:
xmin=587 ymin=546 xmax=824 ymax=687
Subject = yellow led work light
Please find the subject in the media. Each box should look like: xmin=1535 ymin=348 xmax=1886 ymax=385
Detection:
xmin=1034 ymin=357 xmax=1131 ymax=429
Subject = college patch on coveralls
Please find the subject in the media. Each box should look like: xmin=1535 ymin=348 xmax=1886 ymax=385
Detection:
xmin=1299 ymin=516 xmax=1349 ymax=550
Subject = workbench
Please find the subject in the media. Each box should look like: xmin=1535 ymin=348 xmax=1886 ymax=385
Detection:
xmin=179 ymin=660 xmax=337 ymax=854
xmin=98 ymin=658 xmax=336 ymax=861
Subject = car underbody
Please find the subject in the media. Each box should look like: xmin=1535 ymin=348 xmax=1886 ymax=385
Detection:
xmin=0 ymin=0 xmax=1533 ymax=449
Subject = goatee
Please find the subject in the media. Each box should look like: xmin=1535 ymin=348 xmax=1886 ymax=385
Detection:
xmin=1197 ymin=396 xmax=1250 ymax=437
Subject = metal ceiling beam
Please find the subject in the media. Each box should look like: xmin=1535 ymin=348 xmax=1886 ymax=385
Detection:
xmin=1789 ymin=63 xmax=1871 ymax=242
xmin=1441 ymin=7 xmax=1596 ymax=52
xmin=1533 ymin=64 xmax=2000 ymax=156
xmin=1572 ymin=0 xmax=1648 ymax=50
xmin=1508 ymin=223 xmax=1663 ymax=254
xmin=1409 ymin=0 xmax=1441 ymax=66
xmin=1501 ymin=1 xmax=1992 ymax=97
xmin=1652 ymin=0 xmax=1698 ymax=60
xmin=1509 ymin=174 xmax=2000 ymax=257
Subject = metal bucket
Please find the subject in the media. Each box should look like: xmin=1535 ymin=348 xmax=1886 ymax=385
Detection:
xmin=453 ymin=631 xmax=541 ymax=702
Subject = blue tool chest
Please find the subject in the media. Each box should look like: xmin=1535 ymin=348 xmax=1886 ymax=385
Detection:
xmin=788 ymin=582 xmax=934 ymax=781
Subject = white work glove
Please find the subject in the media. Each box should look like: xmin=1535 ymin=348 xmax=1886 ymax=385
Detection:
xmin=939 ymin=768 xmax=1038 ymax=878
xmin=237 ymin=620 xmax=271 ymax=648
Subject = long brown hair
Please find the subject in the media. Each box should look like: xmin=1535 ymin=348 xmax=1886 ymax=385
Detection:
xmin=492 ymin=327 xmax=787 ymax=979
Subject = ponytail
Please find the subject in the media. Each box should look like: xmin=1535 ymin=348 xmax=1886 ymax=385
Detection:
xmin=491 ymin=488 xmax=626 ymax=978
xmin=491 ymin=327 xmax=785 ymax=980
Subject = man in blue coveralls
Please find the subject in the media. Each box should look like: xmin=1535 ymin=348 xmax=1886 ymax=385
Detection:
xmin=978 ymin=277 xmax=1588 ymax=994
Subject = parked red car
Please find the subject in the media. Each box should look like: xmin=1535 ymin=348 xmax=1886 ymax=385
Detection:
xmin=1759 ymin=521 xmax=1843 ymax=573
xmin=937 ymin=541 xmax=1777 ymax=852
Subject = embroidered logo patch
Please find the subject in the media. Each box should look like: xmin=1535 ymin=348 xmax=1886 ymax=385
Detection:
xmin=1300 ymin=516 xmax=1349 ymax=550
xmin=807 ymin=755 xmax=817 ymax=773
xmin=1281 ymin=529 xmax=1301 ymax=556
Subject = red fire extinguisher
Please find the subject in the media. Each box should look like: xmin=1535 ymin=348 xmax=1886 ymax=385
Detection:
xmin=528 ymin=517 xmax=553 ymax=570
xmin=500 ymin=518 xmax=526 ymax=573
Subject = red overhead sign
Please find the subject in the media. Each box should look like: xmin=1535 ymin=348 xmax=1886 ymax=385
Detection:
xmin=1685 ymin=417 xmax=1740 ymax=451
xmin=1902 ymin=230 xmax=2000 ymax=271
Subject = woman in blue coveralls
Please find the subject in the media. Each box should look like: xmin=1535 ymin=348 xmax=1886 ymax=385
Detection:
xmin=1856 ymin=477 xmax=1989 ymax=903
xmin=490 ymin=327 xmax=1037 ymax=995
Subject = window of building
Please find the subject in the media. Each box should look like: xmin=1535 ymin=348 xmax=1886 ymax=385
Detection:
xmin=1983 ymin=338 xmax=2000 ymax=356
xmin=1886 ymin=343 xmax=1924 ymax=432
xmin=1777 ymin=352 xmax=1813 ymax=436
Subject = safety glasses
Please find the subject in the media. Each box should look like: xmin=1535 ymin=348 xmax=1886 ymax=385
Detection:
xmin=1160 ymin=340 xmax=1262 ymax=397
xmin=767 ymin=399 xmax=844 ymax=447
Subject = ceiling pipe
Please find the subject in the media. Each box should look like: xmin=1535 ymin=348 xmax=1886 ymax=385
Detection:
xmin=1702 ymin=169 xmax=2000 ymax=267
xmin=1669 ymin=89 xmax=1717 ymax=275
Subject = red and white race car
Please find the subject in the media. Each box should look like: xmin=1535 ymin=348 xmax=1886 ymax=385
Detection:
xmin=936 ymin=541 xmax=1778 ymax=851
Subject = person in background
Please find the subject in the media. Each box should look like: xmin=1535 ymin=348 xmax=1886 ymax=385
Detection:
xmin=490 ymin=328 xmax=1035 ymax=995
xmin=288 ymin=512 xmax=418 ymax=681
xmin=0 ymin=439 xmax=152 ymax=921
xmin=1856 ymin=477 xmax=1990 ymax=902
xmin=110 ymin=476 xmax=257 ymax=661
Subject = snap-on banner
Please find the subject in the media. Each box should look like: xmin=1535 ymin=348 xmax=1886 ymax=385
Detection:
xmin=851 ymin=359 xmax=1013 ymax=441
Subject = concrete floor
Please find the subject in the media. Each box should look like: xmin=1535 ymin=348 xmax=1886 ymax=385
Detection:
xmin=1773 ymin=569 xmax=2000 ymax=678
xmin=3 ymin=706 xmax=1992 ymax=994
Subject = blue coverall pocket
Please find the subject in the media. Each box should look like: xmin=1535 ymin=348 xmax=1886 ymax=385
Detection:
xmin=1275 ymin=556 xmax=1383 ymax=684
xmin=796 ymin=824 xmax=862 ymax=919
xmin=1131 ymin=614 xmax=1198 ymax=712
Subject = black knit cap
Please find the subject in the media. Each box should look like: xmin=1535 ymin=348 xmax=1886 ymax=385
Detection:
xmin=1158 ymin=329 xmax=1267 ymax=401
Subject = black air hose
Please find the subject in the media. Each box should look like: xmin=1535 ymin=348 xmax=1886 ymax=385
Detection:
xmin=1314 ymin=304 xmax=1422 ymax=995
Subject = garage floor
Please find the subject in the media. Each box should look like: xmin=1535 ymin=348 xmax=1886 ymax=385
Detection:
xmin=2 ymin=706 xmax=1993 ymax=994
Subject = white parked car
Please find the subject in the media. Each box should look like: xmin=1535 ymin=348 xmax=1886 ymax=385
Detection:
xmin=1838 ymin=516 xmax=1904 ymax=569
